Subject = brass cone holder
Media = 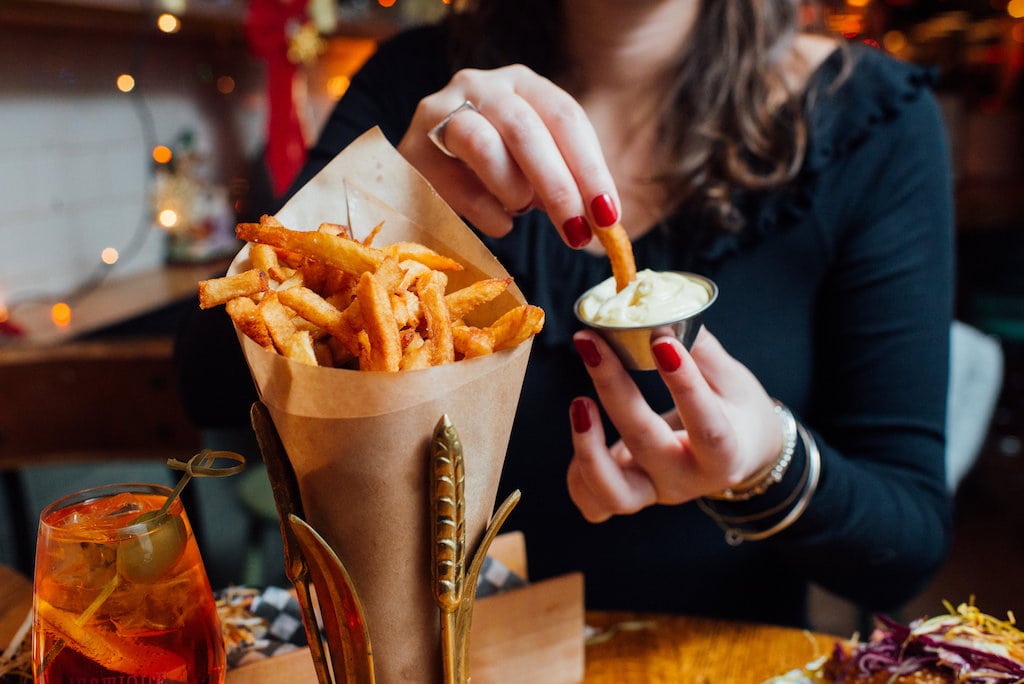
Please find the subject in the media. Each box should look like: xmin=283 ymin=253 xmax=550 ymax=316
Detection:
xmin=429 ymin=415 xmax=520 ymax=684
xmin=251 ymin=403 xmax=519 ymax=684
xmin=232 ymin=128 xmax=533 ymax=682
xmin=251 ymin=402 xmax=374 ymax=684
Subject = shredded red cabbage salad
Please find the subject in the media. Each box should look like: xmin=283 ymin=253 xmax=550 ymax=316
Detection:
xmin=830 ymin=602 xmax=1024 ymax=683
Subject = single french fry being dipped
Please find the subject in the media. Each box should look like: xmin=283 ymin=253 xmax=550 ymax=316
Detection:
xmin=593 ymin=222 xmax=637 ymax=292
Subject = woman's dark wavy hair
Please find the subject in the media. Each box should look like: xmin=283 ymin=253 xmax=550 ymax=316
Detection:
xmin=446 ymin=0 xmax=833 ymax=234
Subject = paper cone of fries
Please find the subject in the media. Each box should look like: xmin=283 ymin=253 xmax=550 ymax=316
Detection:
xmin=227 ymin=128 xmax=534 ymax=683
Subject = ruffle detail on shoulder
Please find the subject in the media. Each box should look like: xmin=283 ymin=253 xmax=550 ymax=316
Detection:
xmin=802 ymin=44 xmax=939 ymax=173
xmin=696 ymin=45 xmax=939 ymax=266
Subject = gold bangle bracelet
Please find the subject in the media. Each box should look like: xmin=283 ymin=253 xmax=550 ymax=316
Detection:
xmin=701 ymin=424 xmax=821 ymax=546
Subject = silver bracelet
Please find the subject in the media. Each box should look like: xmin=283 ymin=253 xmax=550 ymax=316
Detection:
xmin=703 ymin=423 xmax=821 ymax=546
xmin=696 ymin=447 xmax=811 ymax=526
xmin=706 ymin=402 xmax=798 ymax=502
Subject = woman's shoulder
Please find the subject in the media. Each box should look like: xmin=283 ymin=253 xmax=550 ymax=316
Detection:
xmin=833 ymin=42 xmax=936 ymax=91
xmin=804 ymin=43 xmax=943 ymax=167
xmin=813 ymin=42 xmax=939 ymax=114
xmin=341 ymin=21 xmax=454 ymax=128
xmin=710 ymin=44 xmax=946 ymax=264
xmin=353 ymin=21 xmax=451 ymax=86
xmin=373 ymin=21 xmax=449 ymax=58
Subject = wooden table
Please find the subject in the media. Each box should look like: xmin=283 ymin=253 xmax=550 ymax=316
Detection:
xmin=1 ymin=260 xmax=227 ymax=468
xmin=583 ymin=611 xmax=833 ymax=683
xmin=1 ymin=564 xmax=834 ymax=683
xmin=6 ymin=259 xmax=230 ymax=345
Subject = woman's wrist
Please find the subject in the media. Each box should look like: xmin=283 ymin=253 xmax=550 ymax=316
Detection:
xmin=706 ymin=401 xmax=798 ymax=502
xmin=698 ymin=423 xmax=822 ymax=545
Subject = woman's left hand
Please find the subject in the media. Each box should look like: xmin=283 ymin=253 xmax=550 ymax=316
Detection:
xmin=566 ymin=328 xmax=784 ymax=523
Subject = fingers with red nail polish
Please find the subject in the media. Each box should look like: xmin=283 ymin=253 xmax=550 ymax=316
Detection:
xmin=574 ymin=336 xmax=602 ymax=367
xmin=562 ymin=215 xmax=593 ymax=248
xmin=652 ymin=339 xmax=683 ymax=372
xmin=566 ymin=394 xmax=657 ymax=523
xmin=590 ymin=192 xmax=619 ymax=228
xmin=570 ymin=397 xmax=591 ymax=433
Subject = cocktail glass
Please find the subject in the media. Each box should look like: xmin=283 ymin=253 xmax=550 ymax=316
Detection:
xmin=32 ymin=482 xmax=226 ymax=683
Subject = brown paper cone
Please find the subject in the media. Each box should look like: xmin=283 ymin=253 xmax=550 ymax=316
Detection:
xmin=229 ymin=128 xmax=533 ymax=683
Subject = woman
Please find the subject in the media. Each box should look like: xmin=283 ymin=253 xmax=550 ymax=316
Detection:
xmin=284 ymin=0 xmax=954 ymax=626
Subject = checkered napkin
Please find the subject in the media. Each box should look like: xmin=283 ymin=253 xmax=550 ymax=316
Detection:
xmin=221 ymin=556 xmax=526 ymax=668
xmin=217 ymin=586 xmax=306 ymax=668
xmin=475 ymin=554 xmax=526 ymax=598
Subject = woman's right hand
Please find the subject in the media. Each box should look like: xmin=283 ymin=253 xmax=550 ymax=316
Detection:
xmin=397 ymin=65 xmax=621 ymax=248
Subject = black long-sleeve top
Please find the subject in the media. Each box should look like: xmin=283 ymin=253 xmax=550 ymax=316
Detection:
xmin=184 ymin=23 xmax=955 ymax=627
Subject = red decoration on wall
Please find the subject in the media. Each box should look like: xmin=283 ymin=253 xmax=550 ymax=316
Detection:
xmin=245 ymin=0 xmax=310 ymax=198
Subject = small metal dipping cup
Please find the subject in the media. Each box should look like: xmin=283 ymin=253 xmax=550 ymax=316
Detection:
xmin=574 ymin=272 xmax=718 ymax=371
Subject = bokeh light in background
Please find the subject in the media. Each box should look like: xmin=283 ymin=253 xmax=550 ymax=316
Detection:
xmin=158 ymin=209 xmax=178 ymax=228
xmin=314 ymin=37 xmax=377 ymax=102
xmin=100 ymin=248 xmax=119 ymax=265
xmin=216 ymin=75 xmax=236 ymax=94
xmin=115 ymin=74 xmax=135 ymax=93
xmin=50 ymin=302 xmax=71 ymax=328
xmin=326 ymin=75 xmax=351 ymax=100
xmin=152 ymin=145 xmax=173 ymax=164
xmin=157 ymin=13 xmax=181 ymax=33
xmin=883 ymin=29 xmax=909 ymax=54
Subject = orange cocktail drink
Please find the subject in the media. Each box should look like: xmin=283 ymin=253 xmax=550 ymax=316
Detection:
xmin=32 ymin=483 xmax=226 ymax=684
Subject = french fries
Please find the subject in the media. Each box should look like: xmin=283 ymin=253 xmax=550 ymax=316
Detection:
xmin=199 ymin=215 xmax=544 ymax=371
xmin=593 ymin=222 xmax=637 ymax=292
xmin=198 ymin=268 xmax=269 ymax=309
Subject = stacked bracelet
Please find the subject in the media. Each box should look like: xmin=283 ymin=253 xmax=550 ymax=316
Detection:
xmin=696 ymin=457 xmax=809 ymax=526
xmin=706 ymin=402 xmax=798 ymax=502
xmin=700 ymin=423 xmax=822 ymax=546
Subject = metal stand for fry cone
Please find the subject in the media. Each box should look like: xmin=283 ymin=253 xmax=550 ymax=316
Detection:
xmin=250 ymin=402 xmax=520 ymax=684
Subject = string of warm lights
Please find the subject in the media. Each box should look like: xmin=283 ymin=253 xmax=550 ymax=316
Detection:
xmin=0 ymin=3 xmax=246 ymax=338
xmin=0 ymin=3 xmax=186 ymax=337
xmin=0 ymin=0 xmax=455 ymax=340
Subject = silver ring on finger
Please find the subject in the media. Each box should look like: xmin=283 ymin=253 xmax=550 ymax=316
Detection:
xmin=426 ymin=100 xmax=478 ymax=159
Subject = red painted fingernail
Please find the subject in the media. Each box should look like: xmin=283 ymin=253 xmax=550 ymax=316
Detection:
xmin=570 ymin=398 xmax=591 ymax=433
xmin=574 ymin=337 xmax=601 ymax=367
xmin=562 ymin=215 xmax=592 ymax=248
xmin=590 ymin=193 xmax=618 ymax=228
xmin=652 ymin=340 xmax=682 ymax=372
